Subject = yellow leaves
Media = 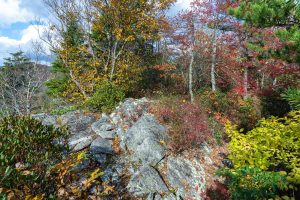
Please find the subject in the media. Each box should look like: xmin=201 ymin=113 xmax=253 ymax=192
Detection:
xmin=25 ymin=194 xmax=45 ymax=200
xmin=0 ymin=188 xmax=44 ymax=200
xmin=82 ymin=169 xmax=104 ymax=189
xmin=227 ymin=111 xmax=300 ymax=184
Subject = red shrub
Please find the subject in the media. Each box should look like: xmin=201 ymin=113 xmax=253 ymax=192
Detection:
xmin=201 ymin=181 xmax=229 ymax=200
xmin=151 ymin=97 xmax=212 ymax=152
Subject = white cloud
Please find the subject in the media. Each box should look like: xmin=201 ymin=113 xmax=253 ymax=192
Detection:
xmin=0 ymin=25 xmax=45 ymax=46
xmin=0 ymin=0 xmax=34 ymax=26
xmin=0 ymin=24 xmax=50 ymax=64
xmin=176 ymin=0 xmax=192 ymax=9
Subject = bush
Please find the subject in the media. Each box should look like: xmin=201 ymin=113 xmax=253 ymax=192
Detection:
xmin=225 ymin=111 xmax=300 ymax=184
xmin=199 ymin=90 xmax=261 ymax=132
xmin=261 ymin=93 xmax=291 ymax=117
xmin=0 ymin=116 xmax=68 ymax=198
xmin=217 ymin=167 xmax=287 ymax=200
xmin=85 ymin=81 xmax=125 ymax=113
xmin=51 ymin=105 xmax=78 ymax=115
xmin=151 ymin=96 xmax=212 ymax=152
xmin=281 ymin=88 xmax=300 ymax=110
xmin=199 ymin=90 xmax=230 ymax=114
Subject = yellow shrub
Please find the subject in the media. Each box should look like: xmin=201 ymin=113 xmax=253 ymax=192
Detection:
xmin=226 ymin=111 xmax=300 ymax=184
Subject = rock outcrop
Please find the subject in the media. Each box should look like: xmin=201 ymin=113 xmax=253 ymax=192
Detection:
xmin=33 ymin=98 xmax=209 ymax=199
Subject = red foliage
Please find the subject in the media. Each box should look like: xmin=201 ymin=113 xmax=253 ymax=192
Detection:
xmin=201 ymin=181 xmax=229 ymax=200
xmin=151 ymin=99 xmax=212 ymax=152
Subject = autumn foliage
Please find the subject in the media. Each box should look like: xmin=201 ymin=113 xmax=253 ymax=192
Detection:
xmin=151 ymin=97 xmax=212 ymax=152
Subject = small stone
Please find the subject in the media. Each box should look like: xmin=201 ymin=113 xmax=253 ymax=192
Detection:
xmin=69 ymin=135 xmax=95 ymax=152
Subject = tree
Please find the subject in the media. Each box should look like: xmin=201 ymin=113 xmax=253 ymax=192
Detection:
xmin=44 ymin=0 xmax=175 ymax=102
xmin=228 ymin=0 xmax=300 ymax=92
xmin=0 ymin=51 xmax=50 ymax=116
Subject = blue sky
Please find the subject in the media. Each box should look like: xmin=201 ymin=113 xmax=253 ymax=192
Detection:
xmin=0 ymin=0 xmax=191 ymax=65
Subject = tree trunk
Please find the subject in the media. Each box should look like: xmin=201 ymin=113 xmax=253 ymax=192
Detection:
xmin=211 ymin=29 xmax=217 ymax=92
xmin=243 ymin=67 xmax=248 ymax=99
xmin=189 ymin=52 xmax=195 ymax=104
xmin=189 ymin=19 xmax=195 ymax=104
xmin=110 ymin=41 xmax=118 ymax=81
xmin=69 ymin=70 xmax=88 ymax=99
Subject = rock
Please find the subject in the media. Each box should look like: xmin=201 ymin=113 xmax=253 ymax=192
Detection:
xmin=124 ymin=114 xmax=167 ymax=166
xmin=111 ymin=98 xmax=149 ymax=128
xmin=147 ymin=193 xmax=163 ymax=200
xmin=91 ymin=120 xmax=116 ymax=139
xmin=32 ymin=113 xmax=57 ymax=126
xmin=147 ymin=193 xmax=177 ymax=200
xmin=93 ymin=154 xmax=107 ymax=165
xmin=200 ymin=142 xmax=212 ymax=155
xmin=131 ymin=137 xmax=166 ymax=166
xmin=167 ymin=156 xmax=206 ymax=200
xmin=60 ymin=112 xmax=97 ymax=133
xmin=68 ymin=129 xmax=96 ymax=151
xmin=90 ymin=137 xmax=114 ymax=155
xmin=127 ymin=166 xmax=169 ymax=197
xmin=163 ymin=193 xmax=177 ymax=200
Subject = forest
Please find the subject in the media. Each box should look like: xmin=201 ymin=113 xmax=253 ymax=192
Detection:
xmin=0 ymin=0 xmax=299 ymax=199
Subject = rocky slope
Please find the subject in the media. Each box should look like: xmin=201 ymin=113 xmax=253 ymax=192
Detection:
xmin=33 ymin=98 xmax=223 ymax=199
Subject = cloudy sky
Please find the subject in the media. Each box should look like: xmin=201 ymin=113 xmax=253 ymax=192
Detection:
xmin=0 ymin=0 xmax=191 ymax=65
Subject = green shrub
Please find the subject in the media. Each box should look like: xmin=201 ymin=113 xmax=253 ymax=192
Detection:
xmin=217 ymin=167 xmax=287 ymax=200
xmin=0 ymin=116 xmax=68 ymax=198
xmin=199 ymin=90 xmax=261 ymax=132
xmin=281 ymin=88 xmax=300 ymax=110
xmin=225 ymin=111 xmax=300 ymax=184
xmin=85 ymin=81 xmax=125 ymax=113
xmin=51 ymin=105 xmax=78 ymax=115
xmin=199 ymin=90 xmax=230 ymax=114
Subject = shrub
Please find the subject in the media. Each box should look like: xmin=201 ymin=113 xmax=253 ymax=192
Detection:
xmin=51 ymin=150 xmax=114 ymax=199
xmin=225 ymin=111 xmax=300 ymax=184
xmin=0 ymin=116 xmax=68 ymax=198
xmin=51 ymin=105 xmax=78 ymax=115
xmin=199 ymin=90 xmax=261 ymax=132
xmin=281 ymin=88 xmax=300 ymax=110
xmin=85 ymin=81 xmax=125 ymax=113
xmin=216 ymin=167 xmax=287 ymax=200
xmin=199 ymin=90 xmax=230 ymax=114
xmin=261 ymin=92 xmax=291 ymax=117
xmin=151 ymin=96 xmax=212 ymax=152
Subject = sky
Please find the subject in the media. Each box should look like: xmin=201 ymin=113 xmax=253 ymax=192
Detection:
xmin=0 ymin=0 xmax=192 ymax=65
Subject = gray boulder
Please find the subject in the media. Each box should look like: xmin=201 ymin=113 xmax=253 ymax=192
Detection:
xmin=167 ymin=156 xmax=206 ymax=200
xmin=91 ymin=120 xmax=116 ymax=139
xmin=127 ymin=166 xmax=169 ymax=196
xmin=32 ymin=113 xmax=57 ymax=126
xmin=131 ymin=137 xmax=166 ymax=166
xmin=60 ymin=112 xmax=97 ymax=133
xmin=90 ymin=137 xmax=114 ymax=155
xmin=110 ymin=98 xmax=149 ymax=128
xmin=124 ymin=114 xmax=167 ymax=166
xmin=68 ymin=128 xmax=96 ymax=151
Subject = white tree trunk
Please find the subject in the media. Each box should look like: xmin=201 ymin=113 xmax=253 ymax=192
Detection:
xmin=211 ymin=29 xmax=217 ymax=92
xmin=110 ymin=41 xmax=118 ymax=81
xmin=189 ymin=52 xmax=195 ymax=104
xmin=189 ymin=18 xmax=196 ymax=104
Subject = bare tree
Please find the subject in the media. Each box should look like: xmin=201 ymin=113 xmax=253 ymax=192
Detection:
xmin=0 ymin=46 xmax=51 ymax=116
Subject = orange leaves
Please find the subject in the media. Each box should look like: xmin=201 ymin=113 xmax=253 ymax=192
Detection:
xmin=153 ymin=63 xmax=176 ymax=78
